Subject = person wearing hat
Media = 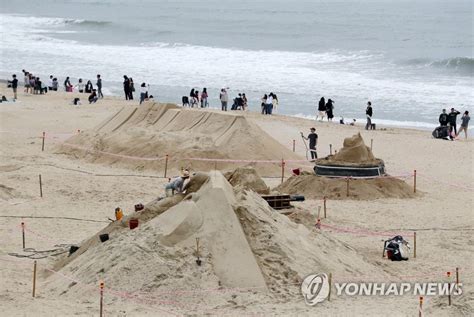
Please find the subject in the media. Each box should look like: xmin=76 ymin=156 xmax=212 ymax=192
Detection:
xmin=301 ymin=128 xmax=318 ymax=160
xmin=165 ymin=170 xmax=190 ymax=196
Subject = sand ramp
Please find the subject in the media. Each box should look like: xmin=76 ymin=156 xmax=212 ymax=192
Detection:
xmin=60 ymin=103 xmax=301 ymax=175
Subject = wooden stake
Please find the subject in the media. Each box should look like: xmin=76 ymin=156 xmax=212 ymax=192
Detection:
xmin=41 ymin=132 xmax=45 ymax=152
xmin=164 ymin=154 xmax=169 ymax=178
xmin=39 ymin=174 xmax=43 ymax=198
xmin=323 ymin=196 xmax=327 ymax=218
xmin=32 ymin=260 xmax=37 ymax=297
xmin=456 ymin=267 xmax=459 ymax=286
xmin=447 ymin=272 xmax=452 ymax=306
xmin=413 ymin=232 xmax=417 ymax=258
xmin=370 ymin=139 xmax=373 ymax=151
xmin=21 ymin=222 xmax=25 ymax=249
xmin=346 ymin=177 xmax=350 ymax=197
xmin=292 ymin=139 xmax=295 ymax=152
xmin=281 ymin=159 xmax=285 ymax=184
xmin=328 ymin=273 xmax=332 ymax=301
xmin=99 ymin=281 xmax=104 ymax=317
xmin=329 ymin=144 xmax=332 ymax=155
xmin=419 ymin=296 xmax=423 ymax=317
xmin=414 ymin=169 xmax=417 ymax=193
xmin=195 ymin=237 xmax=202 ymax=266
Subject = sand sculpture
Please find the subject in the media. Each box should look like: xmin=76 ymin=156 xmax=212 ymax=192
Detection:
xmin=58 ymin=103 xmax=301 ymax=176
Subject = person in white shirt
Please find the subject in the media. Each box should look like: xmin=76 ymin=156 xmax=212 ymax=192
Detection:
xmin=48 ymin=75 xmax=54 ymax=91
xmin=139 ymin=82 xmax=148 ymax=104
xmin=266 ymin=93 xmax=274 ymax=115
xmin=76 ymin=78 xmax=85 ymax=93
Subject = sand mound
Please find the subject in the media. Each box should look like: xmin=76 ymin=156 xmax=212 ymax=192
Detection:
xmin=58 ymin=103 xmax=301 ymax=176
xmin=317 ymin=133 xmax=382 ymax=166
xmin=46 ymin=171 xmax=386 ymax=312
xmin=275 ymin=172 xmax=416 ymax=200
xmin=224 ymin=167 xmax=269 ymax=194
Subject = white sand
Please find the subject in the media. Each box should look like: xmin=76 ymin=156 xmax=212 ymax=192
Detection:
xmin=0 ymin=88 xmax=473 ymax=316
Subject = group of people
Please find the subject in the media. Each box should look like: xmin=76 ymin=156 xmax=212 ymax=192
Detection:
xmin=261 ymin=93 xmax=278 ymax=115
xmin=316 ymin=97 xmax=335 ymax=121
xmin=438 ymin=108 xmax=470 ymax=139
xmin=22 ymin=70 xmax=49 ymax=95
xmin=183 ymin=88 xmax=209 ymax=108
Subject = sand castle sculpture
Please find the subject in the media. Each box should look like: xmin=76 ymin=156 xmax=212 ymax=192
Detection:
xmin=277 ymin=133 xmax=415 ymax=200
xmin=314 ymin=133 xmax=385 ymax=177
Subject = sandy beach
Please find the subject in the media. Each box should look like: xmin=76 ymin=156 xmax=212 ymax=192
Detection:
xmin=0 ymin=88 xmax=473 ymax=316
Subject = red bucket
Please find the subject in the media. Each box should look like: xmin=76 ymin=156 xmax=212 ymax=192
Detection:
xmin=129 ymin=219 xmax=139 ymax=230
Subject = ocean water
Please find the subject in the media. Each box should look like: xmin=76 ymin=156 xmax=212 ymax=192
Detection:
xmin=0 ymin=0 xmax=472 ymax=129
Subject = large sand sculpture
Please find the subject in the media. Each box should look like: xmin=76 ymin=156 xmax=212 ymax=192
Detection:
xmin=45 ymin=171 xmax=385 ymax=311
xmin=59 ymin=103 xmax=301 ymax=175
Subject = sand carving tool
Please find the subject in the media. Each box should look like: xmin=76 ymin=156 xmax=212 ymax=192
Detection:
xmin=195 ymin=237 xmax=202 ymax=266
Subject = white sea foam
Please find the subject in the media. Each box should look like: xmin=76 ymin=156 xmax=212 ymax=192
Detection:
xmin=0 ymin=13 xmax=472 ymax=130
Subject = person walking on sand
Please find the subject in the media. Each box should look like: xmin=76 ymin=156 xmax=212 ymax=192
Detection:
xmin=8 ymin=74 xmax=18 ymax=100
xmin=96 ymin=74 xmax=103 ymax=98
xmin=326 ymin=98 xmax=334 ymax=121
xmin=220 ymin=88 xmax=228 ymax=111
xmin=448 ymin=107 xmax=461 ymax=135
xmin=301 ymin=127 xmax=318 ymax=160
xmin=438 ymin=109 xmax=449 ymax=127
xmin=317 ymin=97 xmax=326 ymax=121
xmin=456 ymin=111 xmax=470 ymax=139
xmin=139 ymin=83 xmax=148 ymax=105
xmin=365 ymin=101 xmax=373 ymax=130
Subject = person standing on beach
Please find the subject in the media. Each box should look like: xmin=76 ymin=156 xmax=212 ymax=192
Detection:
xmin=48 ymin=75 xmax=54 ymax=91
xmin=365 ymin=101 xmax=373 ymax=130
xmin=317 ymin=97 xmax=326 ymax=121
xmin=64 ymin=77 xmax=72 ymax=92
xmin=24 ymin=72 xmax=30 ymax=93
xmin=201 ymin=88 xmax=208 ymax=108
xmin=8 ymin=74 xmax=18 ymax=100
xmin=456 ymin=111 xmax=470 ymax=139
xmin=139 ymin=83 xmax=148 ymax=104
xmin=326 ymin=99 xmax=334 ymax=121
xmin=220 ymin=88 xmax=228 ymax=111
xmin=242 ymin=93 xmax=248 ymax=110
xmin=96 ymin=74 xmax=103 ymax=98
xmin=438 ymin=109 xmax=449 ymax=126
xmin=301 ymin=127 xmax=318 ymax=160
xmin=123 ymin=76 xmax=131 ymax=100
xmin=448 ymin=107 xmax=461 ymax=135
xmin=272 ymin=93 xmax=279 ymax=113
xmin=129 ymin=78 xmax=135 ymax=100
xmin=266 ymin=93 xmax=274 ymax=115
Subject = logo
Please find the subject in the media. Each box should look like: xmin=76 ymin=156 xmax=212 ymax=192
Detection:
xmin=301 ymin=273 xmax=330 ymax=305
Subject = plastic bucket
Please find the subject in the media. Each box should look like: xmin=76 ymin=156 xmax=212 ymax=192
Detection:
xmin=129 ymin=219 xmax=139 ymax=230
xmin=99 ymin=233 xmax=109 ymax=242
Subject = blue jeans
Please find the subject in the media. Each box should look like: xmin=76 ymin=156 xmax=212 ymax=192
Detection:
xmin=266 ymin=103 xmax=273 ymax=115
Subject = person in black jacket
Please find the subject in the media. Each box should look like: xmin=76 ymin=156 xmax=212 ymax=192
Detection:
xmin=438 ymin=109 xmax=448 ymax=126
xmin=317 ymin=97 xmax=326 ymax=121
xmin=448 ymin=108 xmax=461 ymax=135
xmin=8 ymin=74 xmax=18 ymax=100
xmin=365 ymin=101 xmax=373 ymax=130
xmin=123 ymin=75 xmax=130 ymax=100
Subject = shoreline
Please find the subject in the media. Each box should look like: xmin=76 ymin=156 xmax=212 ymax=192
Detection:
xmin=2 ymin=78 xmax=468 ymax=134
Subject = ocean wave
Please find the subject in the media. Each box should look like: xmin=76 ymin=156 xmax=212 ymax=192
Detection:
xmin=404 ymin=57 xmax=473 ymax=74
xmin=64 ymin=19 xmax=111 ymax=26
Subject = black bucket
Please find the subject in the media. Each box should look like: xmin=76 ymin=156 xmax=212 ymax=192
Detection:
xmin=69 ymin=245 xmax=80 ymax=256
xmin=99 ymin=233 xmax=109 ymax=243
